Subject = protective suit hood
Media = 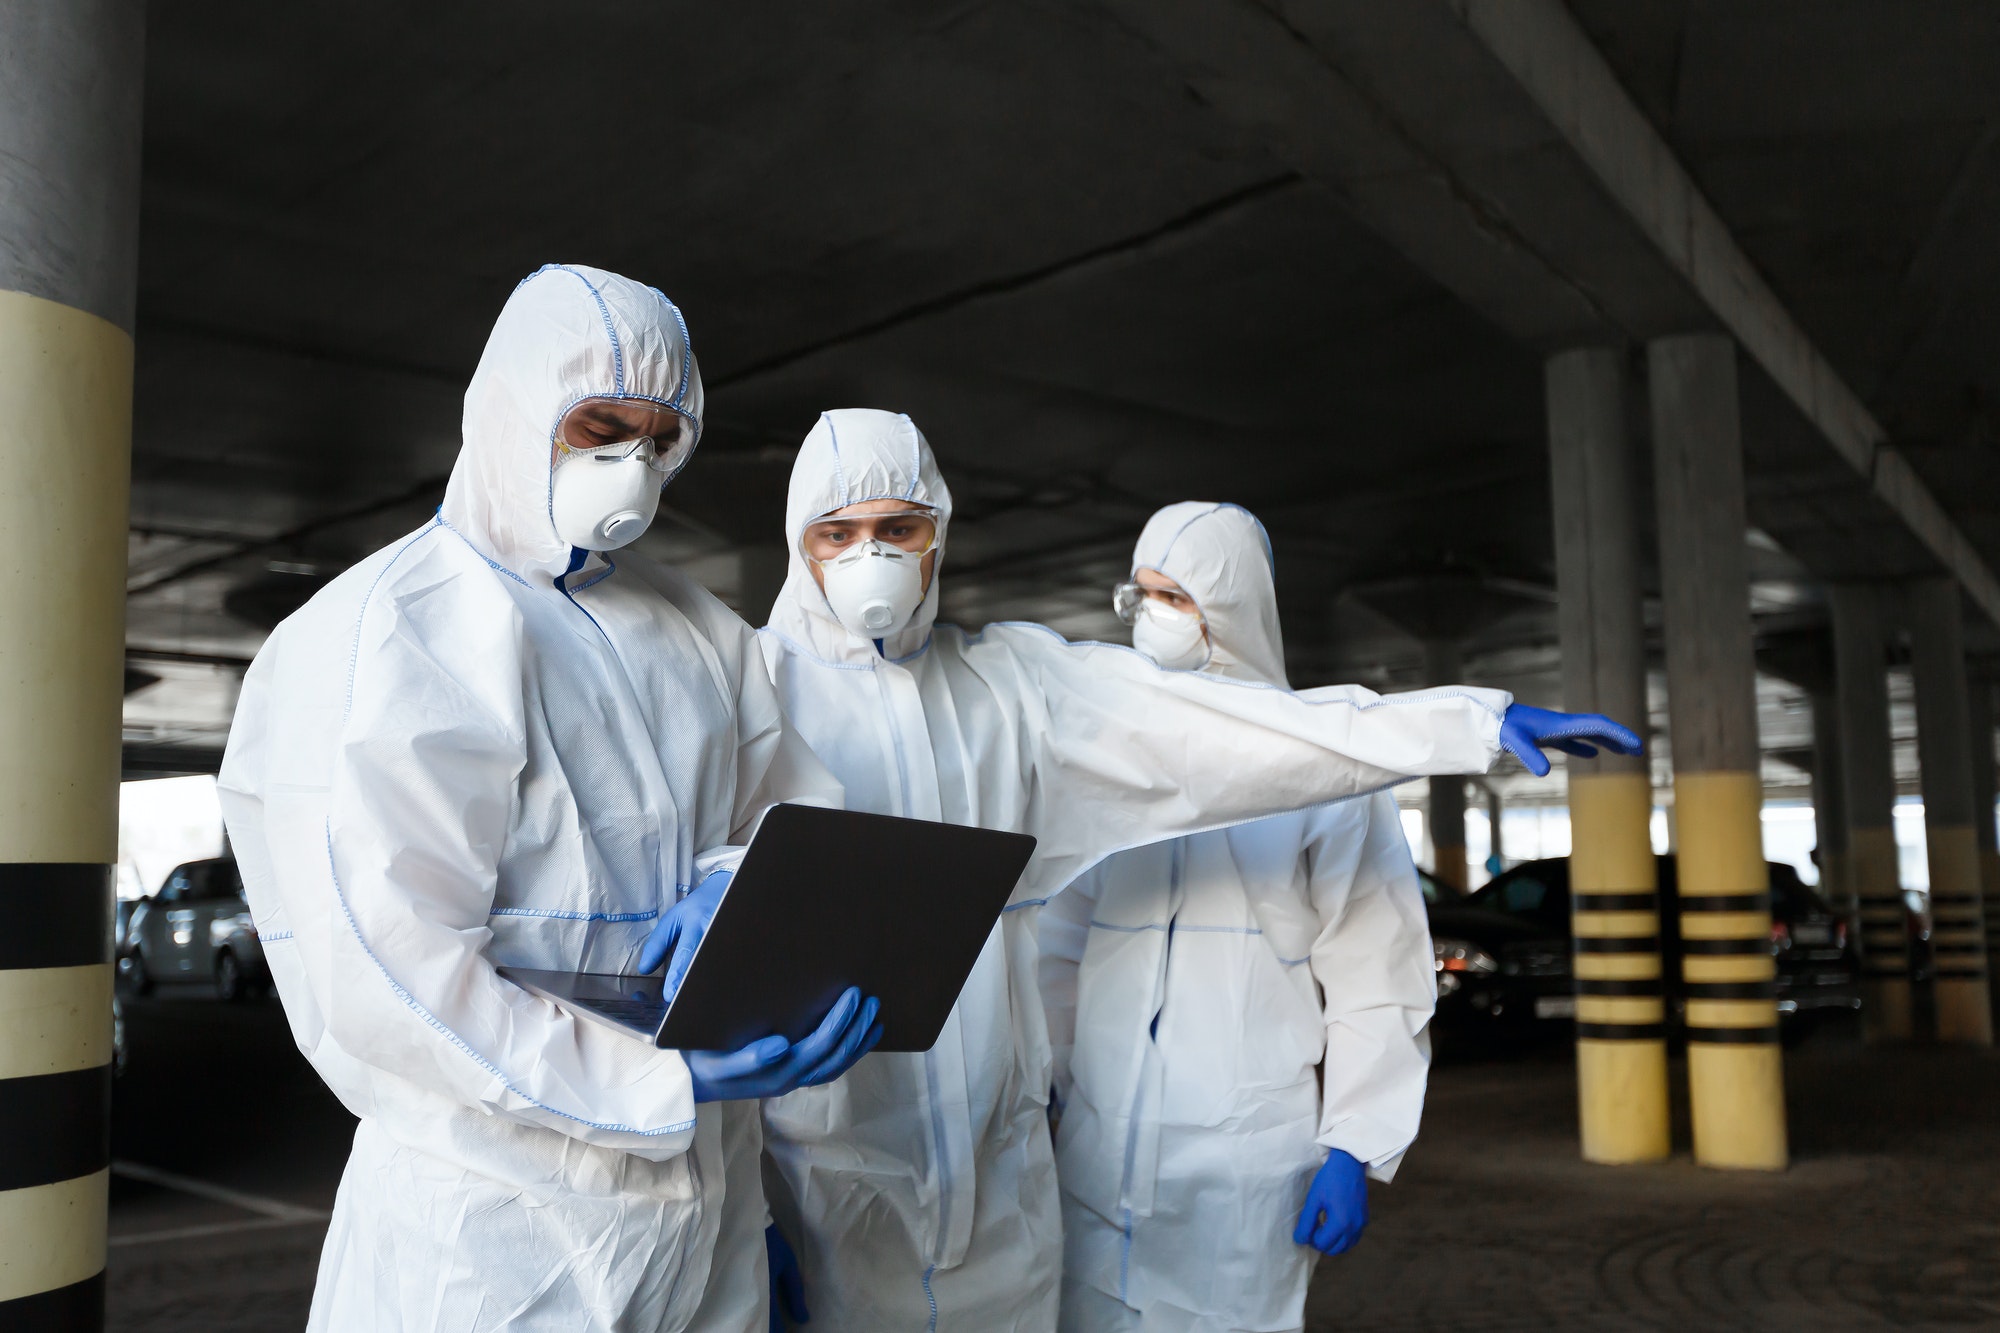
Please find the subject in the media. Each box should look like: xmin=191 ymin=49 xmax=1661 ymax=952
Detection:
xmin=441 ymin=262 xmax=703 ymax=581
xmin=767 ymin=409 xmax=951 ymax=662
xmin=1132 ymin=501 xmax=1288 ymax=687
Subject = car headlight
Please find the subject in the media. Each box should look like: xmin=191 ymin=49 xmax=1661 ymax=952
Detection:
xmin=1434 ymin=938 xmax=1499 ymax=974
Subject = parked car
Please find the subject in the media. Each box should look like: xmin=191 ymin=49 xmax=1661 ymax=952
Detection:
xmin=119 ymin=857 xmax=270 ymax=1001
xmin=1426 ymin=854 xmax=1860 ymax=1045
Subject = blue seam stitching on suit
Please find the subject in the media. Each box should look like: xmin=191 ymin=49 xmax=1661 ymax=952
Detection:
xmin=1119 ymin=1207 xmax=1134 ymax=1302
xmin=435 ymin=511 xmax=532 ymax=589
xmin=921 ymin=1265 xmax=939 ymax=1333
xmin=823 ymin=413 xmax=849 ymax=507
xmin=658 ymin=289 xmax=696 ymax=414
xmin=570 ymin=557 xmax=617 ymax=594
xmin=260 ymin=930 xmax=295 ymax=941
xmin=321 ymin=820 xmax=694 ymax=1136
xmin=344 ymin=521 xmax=445 ymax=721
xmin=489 ymin=906 xmax=660 ymax=923
xmin=1000 ymin=897 xmax=1048 ymax=914
xmin=1149 ymin=503 xmax=1218 ymax=573
xmin=550 ymin=265 xmax=624 ymax=393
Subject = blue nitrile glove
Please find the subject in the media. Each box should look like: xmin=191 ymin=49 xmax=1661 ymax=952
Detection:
xmin=1498 ymin=704 xmax=1643 ymax=777
xmin=1293 ymin=1149 xmax=1368 ymax=1256
xmin=686 ymin=986 xmax=883 ymax=1103
xmin=766 ymin=1224 xmax=809 ymax=1331
xmin=640 ymin=868 xmax=734 ymax=999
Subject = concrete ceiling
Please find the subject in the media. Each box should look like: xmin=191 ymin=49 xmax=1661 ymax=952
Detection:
xmin=121 ymin=0 xmax=2000 ymax=769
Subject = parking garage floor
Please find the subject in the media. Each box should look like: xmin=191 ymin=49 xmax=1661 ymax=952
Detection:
xmin=108 ymin=991 xmax=2000 ymax=1332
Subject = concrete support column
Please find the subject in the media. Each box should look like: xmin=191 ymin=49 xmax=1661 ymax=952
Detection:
xmin=1649 ymin=334 xmax=1786 ymax=1171
xmin=1548 ymin=346 xmax=1669 ymax=1163
xmin=1424 ymin=640 xmax=1469 ymax=891
xmin=1971 ymin=676 xmax=2000 ymax=1003
xmin=1829 ymin=585 xmax=1915 ymax=1040
xmin=1903 ymin=580 xmax=1993 ymax=1043
xmin=0 ymin=2 xmax=145 ymax=1326
xmin=1808 ymin=683 xmax=1852 ymax=922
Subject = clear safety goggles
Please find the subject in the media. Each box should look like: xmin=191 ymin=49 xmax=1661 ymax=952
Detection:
xmin=553 ymin=397 xmax=699 ymax=477
xmin=801 ymin=509 xmax=940 ymax=565
xmin=1112 ymin=578 xmax=1203 ymax=626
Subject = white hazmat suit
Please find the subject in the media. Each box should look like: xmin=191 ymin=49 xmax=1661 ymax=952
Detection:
xmin=1040 ymin=503 xmax=1435 ymax=1333
xmin=218 ymin=264 xmax=842 ymax=1332
xmin=754 ymin=411 xmax=1509 ymax=1331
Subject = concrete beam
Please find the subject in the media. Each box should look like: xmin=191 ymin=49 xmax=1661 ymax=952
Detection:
xmin=0 ymin=0 xmax=146 ymax=332
xmin=1105 ymin=0 xmax=2000 ymax=627
xmin=1452 ymin=0 xmax=2000 ymax=628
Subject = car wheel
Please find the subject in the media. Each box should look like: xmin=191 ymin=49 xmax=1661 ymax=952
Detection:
xmin=215 ymin=949 xmax=245 ymax=1003
xmin=120 ymin=950 xmax=154 ymax=997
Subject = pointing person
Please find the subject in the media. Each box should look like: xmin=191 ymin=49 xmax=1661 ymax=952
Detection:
xmin=751 ymin=410 xmax=1637 ymax=1330
xmin=218 ymin=265 xmax=877 ymax=1333
xmin=1041 ymin=501 xmax=1440 ymax=1333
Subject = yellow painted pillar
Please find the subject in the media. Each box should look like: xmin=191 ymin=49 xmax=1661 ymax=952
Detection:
xmin=0 ymin=2 xmax=144 ymax=1324
xmin=1829 ymin=585 xmax=1915 ymax=1042
xmin=1903 ymin=579 xmax=1993 ymax=1044
xmin=1649 ymin=333 xmax=1786 ymax=1170
xmin=1569 ymin=772 xmax=1669 ymax=1161
xmin=1547 ymin=346 xmax=1668 ymax=1163
xmin=1674 ymin=774 xmax=1787 ymax=1169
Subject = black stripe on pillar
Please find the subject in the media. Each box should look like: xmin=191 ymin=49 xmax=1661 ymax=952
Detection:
xmin=0 ymin=1270 xmax=105 ymax=1331
xmin=1863 ymin=963 xmax=1913 ymax=978
xmin=1934 ymin=943 xmax=1988 ymax=955
xmin=1929 ymin=894 xmax=1983 ymax=906
xmin=1933 ymin=965 xmax=1991 ymax=979
xmin=0 ymin=865 xmax=113 ymax=969
xmin=1574 ymin=936 xmax=1660 ymax=953
xmin=1679 ymin=893 xmax=1771 ymax=913
xmin=1681 ymin=938 xmax=1770 ymax=955
xmin=1576 ymin=1022 xmax=1666 ymax=1040
xmin=1575 ymin=979 xmax=1664 ymax=996
xmin=1685 ymin=1025 xmax=1781 ymax=1044
xmin=0 ymin=1066 xmax=111 ymax=1191
xmin=1571 ymin=892 xmax=1659 ymax=912
xmin=1684 ymin=981 xmax=1777 ymax=1000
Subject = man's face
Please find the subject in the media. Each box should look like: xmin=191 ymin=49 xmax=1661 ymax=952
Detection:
xmin=552 ymin=398 xmax=693 ymax=466
xmin=1135 ymin=568 xmax=1201 ymax=619
xmin=802 ymin=498 xmax=940 ymax=595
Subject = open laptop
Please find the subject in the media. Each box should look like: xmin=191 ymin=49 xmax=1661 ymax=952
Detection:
xmin=500 ymin=803 xmax=1036 ymax=1054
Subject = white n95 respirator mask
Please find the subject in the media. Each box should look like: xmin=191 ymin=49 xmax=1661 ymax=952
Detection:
xmin=551 ymin=441 xmax=666 ymax=551
xmin=1132 ymin=599 xmax=1210 ymax=670
xmin=818 ymin=541 xmax=928 ymax=637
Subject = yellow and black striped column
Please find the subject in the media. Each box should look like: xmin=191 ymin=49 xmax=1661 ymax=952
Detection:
xmin=1828 ymin=584 xmax=1915 ymax=1040
xmin=1649 ymin=333 xmax=1786 ymax=1170
xmin=1547 ymin=346 xmax=1669 ymax=1163
xmin=0 ymin=1 xmax=145 ymax=1326
xmin=1903 ymin=579 xmax=1993 ymax=1044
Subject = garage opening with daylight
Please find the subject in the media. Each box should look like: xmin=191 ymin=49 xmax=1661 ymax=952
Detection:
xmin=3 ymin=3 xmax=1998 ymax=1330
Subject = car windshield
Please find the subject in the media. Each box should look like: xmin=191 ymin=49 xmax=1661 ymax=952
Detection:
xmin=1467 ymin=861 xmax=1570 ymax=927
xmin=188 ymin=861 xmax=243 ymax=901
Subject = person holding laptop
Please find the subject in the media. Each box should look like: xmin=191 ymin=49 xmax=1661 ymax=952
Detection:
xmin=218 ymin=265 xmax=877 ymax=1333
xmin=748 ymin=409 xmax=1637 ymax=1331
